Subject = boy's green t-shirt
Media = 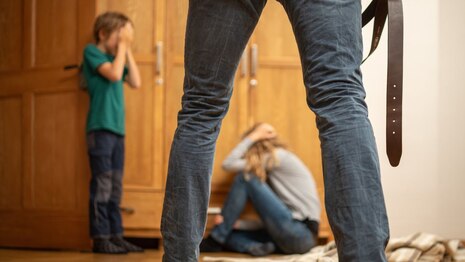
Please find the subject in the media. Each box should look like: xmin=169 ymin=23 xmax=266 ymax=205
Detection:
xmin=82 ymin=44 xmax=128 ymax=136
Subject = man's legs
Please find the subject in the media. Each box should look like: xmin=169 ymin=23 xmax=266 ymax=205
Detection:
xmin=280 ymin=0 xmax=390 ymax=260
xmin=160 ymin=1 xmax=267 ymax=261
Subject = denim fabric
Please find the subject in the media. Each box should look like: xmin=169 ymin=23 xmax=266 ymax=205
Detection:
xmin=222 ymin=229 xmax=275 ymax=254
xmin=211 ymin=173 xmax=316 ymax=254
xmin=161 ymin=0 xmax=389 ymax=261
xmin=87 ymin=130 xmax=125 ymax=239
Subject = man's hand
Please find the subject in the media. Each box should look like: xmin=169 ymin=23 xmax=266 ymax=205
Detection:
xmin=247 ymin=123 xmax=277 ymax=142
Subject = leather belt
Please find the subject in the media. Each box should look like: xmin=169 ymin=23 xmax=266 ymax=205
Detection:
xmin=362 ymin=0 xmax=404 ymax=167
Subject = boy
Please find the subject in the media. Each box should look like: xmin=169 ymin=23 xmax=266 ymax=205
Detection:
xmin=82 ymin=12 xmax=143 ymax=254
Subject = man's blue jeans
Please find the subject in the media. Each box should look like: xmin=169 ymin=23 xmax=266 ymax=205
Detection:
xmin=211 ymin=173 xmax=317 ymax=254
xmin=161 ymin=0 xmax=390 ymax=261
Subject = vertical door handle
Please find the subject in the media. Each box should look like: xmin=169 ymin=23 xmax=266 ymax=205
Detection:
xmin=155 ymin=41 xmax=164 ymax=85
xmin=250 ymin=44 xmax=258 ymax=87
xmin=240 ymin=46 xmax=249 ymax=77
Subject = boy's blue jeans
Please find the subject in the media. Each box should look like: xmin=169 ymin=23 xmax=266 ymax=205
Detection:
xmin=87 ymin=130 xmax=125 ymax=239
xmin=161 ymin=0 xmax=390 ymax=261
xmin=211 ymin=173 xmax=317 ymax=254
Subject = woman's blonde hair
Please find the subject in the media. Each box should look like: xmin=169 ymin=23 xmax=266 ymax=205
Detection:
xmin=242 ymin=123 xmax=287 ymax=182
xmin=93 ymin=12 xmax=132 ymax=43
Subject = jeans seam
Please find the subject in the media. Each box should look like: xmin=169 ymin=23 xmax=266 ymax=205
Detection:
xmin=211 ymin=12 xmax=236 ymax=93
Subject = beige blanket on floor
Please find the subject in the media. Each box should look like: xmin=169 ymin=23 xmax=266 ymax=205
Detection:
xmin=203 ymin=233 xmax=465 ymax=262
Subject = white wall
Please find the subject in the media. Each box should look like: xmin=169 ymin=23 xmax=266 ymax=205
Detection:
xmin=437 ymin=0 xmax=465 ymax=238
xmin=361 ymin=0 xmax=465 ymax=238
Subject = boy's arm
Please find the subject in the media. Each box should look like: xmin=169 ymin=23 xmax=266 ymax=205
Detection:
xmin=97 ymin=42 xmax=128 ymax=82
xmin=124 ymin=48 xmax=141 ymax=88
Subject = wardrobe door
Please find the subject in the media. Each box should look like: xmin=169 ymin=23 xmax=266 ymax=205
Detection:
xmin=95 ymin=0 xmax=166 ymax=237
xmin=0 ymin=0 xmax=96 ymax=249
xmin=249 ymin=1 xmax=331 ymax=239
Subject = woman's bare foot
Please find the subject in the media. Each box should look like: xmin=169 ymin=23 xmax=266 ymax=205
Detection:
xmin=214 ymin=215 xmax=224 ymax=225
xmin=214 ymin=214 xmax=242 ymax=229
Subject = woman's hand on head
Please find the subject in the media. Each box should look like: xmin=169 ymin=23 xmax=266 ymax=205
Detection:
xmin=248 ymin=123 xmax=277 ymax=142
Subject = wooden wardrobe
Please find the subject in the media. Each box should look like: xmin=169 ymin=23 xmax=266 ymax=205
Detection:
xmin=0 ymin=0 xmax=330 ymax=250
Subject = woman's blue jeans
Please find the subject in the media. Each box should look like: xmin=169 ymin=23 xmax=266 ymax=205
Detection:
xmin=211 ymin=173 xmax=316 ymax=255
xmin=161 ymin=0 xmax=390 ymax=261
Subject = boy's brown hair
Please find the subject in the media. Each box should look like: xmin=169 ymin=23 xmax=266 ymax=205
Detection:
xmin=93 ymin=12 xmax=132 ymax=43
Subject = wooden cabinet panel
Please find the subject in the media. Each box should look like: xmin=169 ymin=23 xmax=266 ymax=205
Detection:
xmin=166 ymin=0 xmax=188 ymax=60
xmin=30 ymin=91 xmax=82 ymax=210
xmin=32 ymin=0 xmax=79 ymax=68
xmin=124 ymin=65 xmax=155 ymax=188
xmin=0 ymin=96 xmax=22 ymax=210
xmin=255 ymin=2 xmax=300 ymax=59
xmin=0 ymin=0 xmax=94 ymax=249
xmin=95 ymin=0 xmax=166 ymax=237
xmin=120 ymin=192 xmax=163 ymax=230
xmin=96 ymin=0 xmax=162 ymax=191
xmin=0 ymin=210 xmax=89 ymax=249
xmin=0 ymin=0 xmax=23 ymax=71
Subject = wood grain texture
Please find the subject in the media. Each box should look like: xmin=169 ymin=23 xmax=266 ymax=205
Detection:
xmin=0 ymin=0 xmax=94 ymax=249
xmin=0 ymin=0 xmax=23 ymax=71
xmin=0 ymin=96 xmax=22 ymax=210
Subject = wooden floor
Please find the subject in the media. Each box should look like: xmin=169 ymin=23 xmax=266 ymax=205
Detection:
xmin=0 ymin=248 xmax=255 ymax=262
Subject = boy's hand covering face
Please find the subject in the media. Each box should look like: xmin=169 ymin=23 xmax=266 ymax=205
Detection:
xmin=118 ymin=23 xmax=134 ymax=44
